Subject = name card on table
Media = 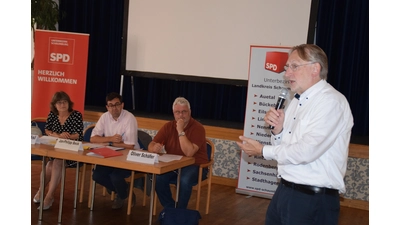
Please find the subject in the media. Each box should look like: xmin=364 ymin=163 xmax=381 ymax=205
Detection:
xmin=126 ymin=150 xmax=159 ymax=164
xmin=31 ymin=135 xmax=39 ymax=144
xmin=55 ymin=139 xmax=83 ymax=151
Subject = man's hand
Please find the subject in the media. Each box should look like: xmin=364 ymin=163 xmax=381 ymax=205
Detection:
xmin=264 ymin=108 xmax=285 ymax=134
xmin=236 ymin=136 xmax=264 ymax=157
xmin=153 ymin=142 xmax=164 ymax=153
xmin=176 ymin=119 xmax=185 ymax=133
xmin=110 ymin=134 xmax=123 ymax=143
xmin=148 ymin=141 xmax=165 ymax=154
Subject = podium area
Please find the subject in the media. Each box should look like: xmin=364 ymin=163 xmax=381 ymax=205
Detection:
xmin=31 ymin=163 xmax=369 ymax=225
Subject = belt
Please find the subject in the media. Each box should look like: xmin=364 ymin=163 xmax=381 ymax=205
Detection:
xmin=280 ymin=178 xmax=338 ymax=196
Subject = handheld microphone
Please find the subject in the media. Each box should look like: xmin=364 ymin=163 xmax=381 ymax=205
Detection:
xmin=269 ymin=88 xmax=289 ymax=129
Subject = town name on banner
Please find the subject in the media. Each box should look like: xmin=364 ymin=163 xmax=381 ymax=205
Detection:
xmin=236 ymin=46 xmax=294 ymax=199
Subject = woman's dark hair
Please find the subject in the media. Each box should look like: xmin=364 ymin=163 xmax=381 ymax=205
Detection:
xmin=50 ymin=91 xmax=74 ymax=114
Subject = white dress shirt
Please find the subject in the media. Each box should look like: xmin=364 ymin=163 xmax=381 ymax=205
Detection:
xmin=91 ymin=109 xmax=139 ymax=149
xmin=262 ymin=80 xmax=353 ymax=193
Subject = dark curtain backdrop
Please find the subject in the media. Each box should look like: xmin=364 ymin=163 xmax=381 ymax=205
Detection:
xmin=58 ymin=0 xmax=125 ymax=107
xmin=316 ymin=0 xmax=369 ymax=138
xmin=58 ymin=0 xmax=368 ymax=141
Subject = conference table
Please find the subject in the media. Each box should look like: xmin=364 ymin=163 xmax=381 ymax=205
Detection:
xmin=31 ymin=143 xmax=195 ymax=224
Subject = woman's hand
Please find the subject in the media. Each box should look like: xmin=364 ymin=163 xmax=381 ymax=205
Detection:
xmin=59 ymin=132 xmax=71 ymax=139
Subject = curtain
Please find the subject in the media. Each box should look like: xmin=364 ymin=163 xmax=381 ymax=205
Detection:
xmin=316 ymin=0 xmax=369 ymax=137
xmin=58 ymin=0 xmax=125 ymax=107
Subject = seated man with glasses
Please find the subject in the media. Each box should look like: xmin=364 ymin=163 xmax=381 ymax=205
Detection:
xmin=148 ymin=97 xmax=208 ymax=209
xmin=90 ymin=92 xmax=139 ymax=209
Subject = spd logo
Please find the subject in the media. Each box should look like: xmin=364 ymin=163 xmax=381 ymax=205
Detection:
xmin=48 ymin=38 xmax=75 ymax=65
xmin=265 ymin=51 xmax=288 ymax=73
xmin=50 ymin=53 xmax=70 ymax=62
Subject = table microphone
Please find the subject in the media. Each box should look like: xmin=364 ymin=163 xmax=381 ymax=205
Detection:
xmin=269 ymin=88 xmax=289 ymax=129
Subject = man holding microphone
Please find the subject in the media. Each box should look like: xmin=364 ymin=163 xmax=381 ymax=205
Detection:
xmin=237 ymin=44 xmax=353 ymax=225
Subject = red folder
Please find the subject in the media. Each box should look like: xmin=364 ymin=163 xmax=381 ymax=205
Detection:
xmin=87 ymin=147 xmax=123 ymax=158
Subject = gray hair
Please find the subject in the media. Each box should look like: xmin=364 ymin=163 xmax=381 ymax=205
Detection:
xmin=172 ymin=97 xmax=191 ymax=110
xmin=290 ymin=44 xmax=329 ymax=80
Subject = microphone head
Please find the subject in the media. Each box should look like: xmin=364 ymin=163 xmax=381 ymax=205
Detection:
xmin=279 ymin=88 xmax=289 ymax=99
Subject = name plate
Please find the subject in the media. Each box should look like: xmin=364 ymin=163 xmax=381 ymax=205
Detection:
xmin=55 ymin=139 xmax=83 ymax=151
xmin=126 ymin=150 xmax=159 ymax=164
xmin=31 ymin=135 xmax=39 ymax=144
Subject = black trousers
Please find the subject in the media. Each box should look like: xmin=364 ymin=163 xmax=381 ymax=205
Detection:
xmin=265 ymin=181 xmax=340 ymax=225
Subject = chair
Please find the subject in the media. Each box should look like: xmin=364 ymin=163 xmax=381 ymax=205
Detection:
xmin=153 ymin=138 xmax=215 ymax=215
xmin=31 ymin=117 xmax=47 ymax=134
xmin=83 ymin=123 xmax=96 ymax=143
xmin=31 ymin=117 xmax=47 ymax=161
xmin=88 ymin=129 xmax=153 ymax=215
xmin=138 ymin=130 xmax=153 ymax=151
xmin=193 ymin=138 xmax=215 ymax=214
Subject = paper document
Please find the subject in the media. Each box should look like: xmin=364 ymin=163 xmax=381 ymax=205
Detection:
xmin=82 ymin=143 xmax=104 ymax=150
xmin=158 ymin=154 xmax=183 ymax=162
xmin=38 ymin=136 xmax=58 ymax=146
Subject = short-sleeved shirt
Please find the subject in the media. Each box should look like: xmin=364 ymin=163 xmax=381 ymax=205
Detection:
xmin=44 ymin=110 xmax=84 ymax=167
xmin=153 ymin=117 xmax=208 ymax=165
xmin=91 ymin=109 xmax=139 ymax=149
xmin=44 ymin=110 xmax=84 ymax=141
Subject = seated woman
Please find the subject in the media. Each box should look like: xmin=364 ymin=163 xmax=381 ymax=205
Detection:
xmin=33 ymin=91 xmax=83 ymax=210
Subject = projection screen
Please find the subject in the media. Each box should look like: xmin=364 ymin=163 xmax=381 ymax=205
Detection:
xmin=123 ymin=0 xmax=315 ymax=82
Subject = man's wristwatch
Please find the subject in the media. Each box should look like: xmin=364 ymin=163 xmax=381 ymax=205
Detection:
xmin=178 ymin=131 xmax=185 ymax=137
xmin=109 ymin=142 xmax=113 ymax=146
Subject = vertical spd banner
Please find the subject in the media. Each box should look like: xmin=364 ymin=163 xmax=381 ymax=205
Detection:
xmin=236 ymin=45 xmax=293 ymax=199
xmin=32 ymin=29 xmax=89 ymax=118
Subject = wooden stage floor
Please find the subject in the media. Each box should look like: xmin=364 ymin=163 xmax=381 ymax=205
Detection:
xmin=31 ymin=163 xmax=369 ymax=225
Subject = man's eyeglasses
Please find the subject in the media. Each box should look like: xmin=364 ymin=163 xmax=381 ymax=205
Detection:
xmin=173 ymin=110 xmax=188 ymax=115
xmin=56 ymin=100 xmax=68 ymax=105
xmin=284 ymin=62 xmax=315 ymax=72
xmin=107 ymin=102 xmax=122 ymax=109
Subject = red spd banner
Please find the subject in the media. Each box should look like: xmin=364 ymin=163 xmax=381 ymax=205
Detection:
xmin=265 ymin=51 xmax=288 ymax=73
xmin=32 ymin=30 xmax=89 ymax=118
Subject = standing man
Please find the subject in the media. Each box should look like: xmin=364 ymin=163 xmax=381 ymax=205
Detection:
xmin=91 ymin=92 xmax=139 ymax=209
xmin=148 ymin=97 xmax=208 ymax=209
xmin=237 ymin=44 xmax=353 ymax=225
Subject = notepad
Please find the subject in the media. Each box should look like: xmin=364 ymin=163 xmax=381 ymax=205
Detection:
xmin=106 ymin=146 xmax=124 ymax=151
xmin=86 ymin=147 xmax=123 ymax=158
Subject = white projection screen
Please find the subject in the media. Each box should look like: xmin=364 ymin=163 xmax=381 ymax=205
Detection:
xmin=124 ymin=0 xmax=315 ymax=81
